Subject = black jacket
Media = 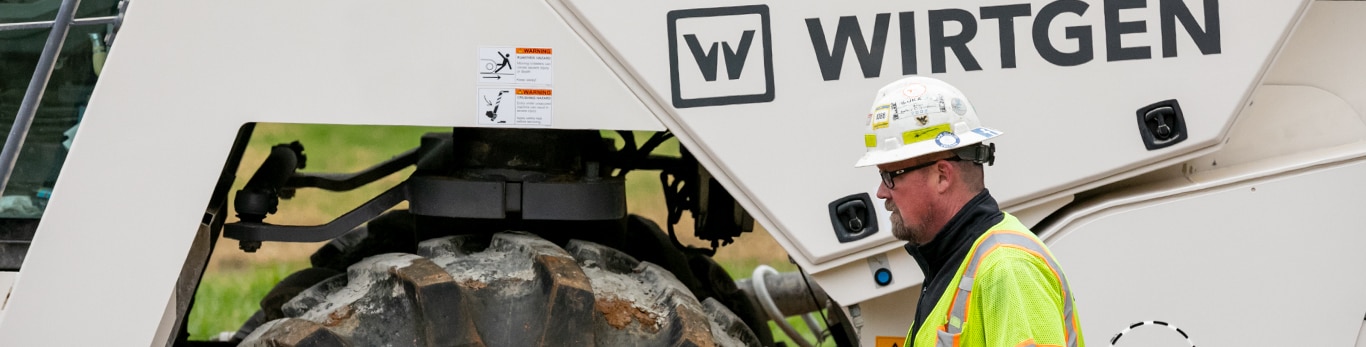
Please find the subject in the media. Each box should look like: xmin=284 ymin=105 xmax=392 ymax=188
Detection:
xmin=905 ymin=189 xmax=1005 ymax=336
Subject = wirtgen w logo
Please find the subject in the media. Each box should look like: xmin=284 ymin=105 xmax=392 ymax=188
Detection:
xmin=668 ymin=5 xmax=774 ymax=108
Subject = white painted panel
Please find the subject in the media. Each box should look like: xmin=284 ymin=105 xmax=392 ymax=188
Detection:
xmin=1050 ymin=160 xmax=1366 ymax=346
xmin=0 ymin=0 xmax=660 ymax=345
xmin=0 ymin=271 xmax=15 ymax=314
xmin=564 ymin=0 xmax=1308 ymax=268
xmin=812 ymin=246 xmax=923 ymax=307
xmin=848 ymin=286 xmax=919 ymax=347
xmin=1263 ymin=1 xmax=1366 ymax=119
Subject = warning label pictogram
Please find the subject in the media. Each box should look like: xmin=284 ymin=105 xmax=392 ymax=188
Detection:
xmin=478 ymin=88 xmax=552 ymax=126
xmin=476 ymin=46 xmax=554 ymax=126
xmin=478 ymin=46 xmax=553 ymax=85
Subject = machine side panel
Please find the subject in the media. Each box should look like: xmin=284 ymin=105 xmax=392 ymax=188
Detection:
xmin=1033 ymin=11 xmax=1366 ymax=339
xmin=564 ymin=0 xmax=1307 ymax=268
xmin=1261 ymin=1 xmax=1366 ymax=118
xmin=1048 ymin=160 xmax=1366 ymax=346
xmin=0 ymin=1 xmax=660 ymax=345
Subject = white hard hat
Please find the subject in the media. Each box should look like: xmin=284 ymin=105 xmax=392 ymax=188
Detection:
xmin=854 ymin=76 xmax=1002 ymax=168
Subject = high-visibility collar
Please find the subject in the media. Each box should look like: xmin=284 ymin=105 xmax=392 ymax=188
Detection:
xmin=932 ymin=215 xmax=1080 ymax=347
xmin=906 ymin=190 xmax=1003 ymax=336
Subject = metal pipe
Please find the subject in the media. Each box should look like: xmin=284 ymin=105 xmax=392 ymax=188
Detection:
xmin=0 ymin=0 xmax=83 ymax=196
xmin=0 ymin=16 xmax=117 ymax=32
xmin=751 ymin=265 xmax=816 ymax=347
xmin=104 ymin=0 xmax=130 ymax=45
xmin=736 ymin=267 xmax=830 ymax=316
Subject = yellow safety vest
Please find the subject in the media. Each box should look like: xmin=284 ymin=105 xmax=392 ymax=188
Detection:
xmin=907 ymin=213 xmax=1084 ymax=347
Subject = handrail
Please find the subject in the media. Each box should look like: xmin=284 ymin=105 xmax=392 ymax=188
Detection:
xmin=0 ymin=0 xmax=82 ymax=196
xmin=0 ymin=15 xmax=118 ymax=32
xmin=0 ymin=0 xmax=127 ymax=196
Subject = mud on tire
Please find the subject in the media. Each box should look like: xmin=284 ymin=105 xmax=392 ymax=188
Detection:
xmin=238 ymin=231 xmax=761 ymax=347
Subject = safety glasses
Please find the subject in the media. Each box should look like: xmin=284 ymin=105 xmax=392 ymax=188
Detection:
xmin=878 ymin=143 xmax=996 ymax=189
xmin=880 ymin=159 xmax=945 ymax=189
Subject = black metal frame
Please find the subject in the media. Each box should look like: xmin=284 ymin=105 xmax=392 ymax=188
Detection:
xmin=222 ymin=129 xmax=756 ymax=256
xmin=223 ymin=132 xmax=632 ymax=251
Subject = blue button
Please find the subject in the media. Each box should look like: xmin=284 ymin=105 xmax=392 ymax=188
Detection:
xmin=874 ymin=268 xmax=892 ymax=286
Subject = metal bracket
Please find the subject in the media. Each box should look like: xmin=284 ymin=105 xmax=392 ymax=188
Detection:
xmin=224 ymin=182 xmax=409 ymax=246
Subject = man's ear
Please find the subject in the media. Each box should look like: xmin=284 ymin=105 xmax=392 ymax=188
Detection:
xmin=933 ymin=161 xmax=954 ymax=194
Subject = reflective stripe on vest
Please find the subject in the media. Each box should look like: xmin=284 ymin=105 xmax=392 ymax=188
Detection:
xmin=934 ymin=229 xmax=1079 ymax=347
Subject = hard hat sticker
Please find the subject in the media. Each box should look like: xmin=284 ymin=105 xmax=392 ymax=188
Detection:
xmin=902 ymin=102 xmax=930 ymax=117
xmin=952 ymin=98 xmax=967 ymax=116
xmin=872 ymin=104 xmax=892 ymax=130
xmin=899 ymin=94 xmax=947 ymax=120
xmin=935 ymin=132 xmax=960 ymax=148
xmin=902 ymin=124 xmax=950 ymax=145
xmin=972 ymin=128 xmax=1001 ymax=138
xmin=903 ymin=84 xmax=927 ymax=98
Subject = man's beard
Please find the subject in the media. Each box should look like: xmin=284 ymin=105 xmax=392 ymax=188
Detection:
xmin=890 ymin=210 xmax=930 ymax=246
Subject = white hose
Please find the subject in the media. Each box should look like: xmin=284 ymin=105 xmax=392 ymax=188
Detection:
xmin=801 ymin=312 xmax=827 ymax=341
xmin=752 ymin=265 xmax=816 ymax=347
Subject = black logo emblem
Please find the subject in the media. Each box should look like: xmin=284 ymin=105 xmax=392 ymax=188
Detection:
xmin=668 ymin=5 xmax=774 ymax=108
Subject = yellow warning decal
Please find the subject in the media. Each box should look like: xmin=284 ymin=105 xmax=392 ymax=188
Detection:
xmin=875 ymin=336 xmax=907 ymax=347
xmin=516 ymin=47 xmax=552 ymax=54
xmin=865 ymin=134 xmax=878 ymax=148
xmin=902 ymin=123 xmax=950 ymax=145
xmin=515 ymin=89 xmax=552 ymax=96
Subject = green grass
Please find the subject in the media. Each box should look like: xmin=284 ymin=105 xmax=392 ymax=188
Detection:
xmin=188 ymin=259 xmax=833 ymax=344
xmin=187 ymin=261 xmax=309 ymax=340
xmin=719 ymin=258 xmax=798 ymax=281
xmin=246 ymin=123 xmax=449 ymax=173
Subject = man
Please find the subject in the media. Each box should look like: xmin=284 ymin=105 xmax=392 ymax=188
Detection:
xmin=854 ymin=77 xmax=1084 ymax=347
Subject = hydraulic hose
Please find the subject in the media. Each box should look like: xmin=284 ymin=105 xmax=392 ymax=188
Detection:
xmin=752 ymin=265 xmax=817 ymax=347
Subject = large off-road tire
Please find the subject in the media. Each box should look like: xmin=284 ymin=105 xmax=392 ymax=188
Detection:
xmin=238 ymin=231 xmax=761 ymax=347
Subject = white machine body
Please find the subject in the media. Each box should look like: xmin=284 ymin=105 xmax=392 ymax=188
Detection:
xmin=3 ymin=0 xmax=1366 ymax=345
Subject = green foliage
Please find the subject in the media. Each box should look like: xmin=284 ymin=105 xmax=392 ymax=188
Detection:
xmin=247 ymin=123 xmax=448 ymax=173
xmin=719 ymin=258 xmax=798 ymax=281
xmin=187 ymin=261 xmax=309 ymax=341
